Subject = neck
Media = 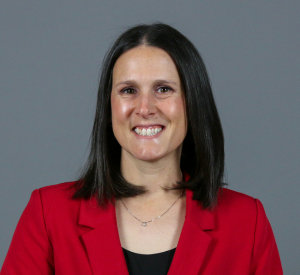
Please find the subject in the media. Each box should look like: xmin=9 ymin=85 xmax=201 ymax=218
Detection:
xmin=120 ymin=149 xmax=183 ymax=204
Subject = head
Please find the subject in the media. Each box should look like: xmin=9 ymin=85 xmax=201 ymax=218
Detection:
xmin=73 ymin=23 xmax=225 ymax=209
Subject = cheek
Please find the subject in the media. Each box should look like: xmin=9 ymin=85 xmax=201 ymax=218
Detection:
xmin=168 ymin=97 xmax=187 ymax=126
xmin=172 ymin=100 xmax=188 ymax=142
xmin=111 ymin=96 xmax=132 ymax=123
xmin=111 ymin=97 xmax=126 ymax=146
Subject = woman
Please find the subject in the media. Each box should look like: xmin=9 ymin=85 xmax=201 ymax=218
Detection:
xmin=1 ymin=23 xmax=283 ymax=275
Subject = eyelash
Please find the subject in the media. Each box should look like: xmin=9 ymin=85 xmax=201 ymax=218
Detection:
xmin=121 ymin=86 xmax=173 ymax=94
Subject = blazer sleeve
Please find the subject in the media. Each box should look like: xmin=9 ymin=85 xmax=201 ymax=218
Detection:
xmin=250 ymin=199 xmax=283 ymax=275
xmin=0 ymin=189 xmax=54 ymax=275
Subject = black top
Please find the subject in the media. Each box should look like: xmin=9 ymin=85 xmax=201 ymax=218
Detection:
xmin=122 ymin=247 xmax=176 ymax=275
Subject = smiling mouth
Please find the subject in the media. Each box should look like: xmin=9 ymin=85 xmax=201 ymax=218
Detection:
xmin=133 ymin=126 xmax=164 ymax=137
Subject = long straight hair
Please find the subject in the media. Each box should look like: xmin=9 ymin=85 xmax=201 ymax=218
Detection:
xmin=71 ymin=23 xmax=225 ymax=209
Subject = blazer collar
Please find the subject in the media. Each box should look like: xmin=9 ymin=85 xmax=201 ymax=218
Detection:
xmin=78 ymin=188 xmax=215 ymax=230
xmin=78 ymin=187 xmax=215 ymax=275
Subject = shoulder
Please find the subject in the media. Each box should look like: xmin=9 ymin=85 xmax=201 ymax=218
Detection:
xmin=218 ymin=187 xmax=258 ymax=208
xmin=215 ymin=187 xmax=264 ymax=227
xmin=29 ymin=181 xmax=79 ymax=218
xmin=37 ymin=181 xmax=76 ymax=201
xmin=38 ymin=181 xmax=75 ymax=198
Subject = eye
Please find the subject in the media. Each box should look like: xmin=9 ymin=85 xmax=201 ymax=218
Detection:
xmin=157 ymin=86 xmax=173 ymax=93
xmin=121 ymin=87 xmax=136 ymax=94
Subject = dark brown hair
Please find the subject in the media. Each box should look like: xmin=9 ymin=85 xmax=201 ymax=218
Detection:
xmin=71 ymin=22 xmax=225 ymax=209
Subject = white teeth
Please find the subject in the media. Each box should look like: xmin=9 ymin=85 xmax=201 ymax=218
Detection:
xmin=134 ymin=127 xmax=163 ymax=136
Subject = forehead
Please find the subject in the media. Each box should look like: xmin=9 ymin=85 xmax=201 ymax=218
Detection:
xmin=112 ymin=46 xmax=181 ymax=84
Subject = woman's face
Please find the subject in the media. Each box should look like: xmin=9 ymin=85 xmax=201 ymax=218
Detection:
xmin=111 ymin=46 xmax=187 ymax=162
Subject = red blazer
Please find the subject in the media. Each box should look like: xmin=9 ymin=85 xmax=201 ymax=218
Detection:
xmin=1 ymin=182 xmax=283 ymax=275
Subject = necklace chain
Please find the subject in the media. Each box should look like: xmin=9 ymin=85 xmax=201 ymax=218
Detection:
xmin=120 ymin=190 xmax=184 ymax=227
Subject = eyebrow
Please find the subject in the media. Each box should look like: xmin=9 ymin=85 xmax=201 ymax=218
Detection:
xmin=114 ymin=79 xmax=179 ymax=87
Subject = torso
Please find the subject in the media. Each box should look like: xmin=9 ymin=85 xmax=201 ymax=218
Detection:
xmin=115 ymin=192 xmax=186 ymax=254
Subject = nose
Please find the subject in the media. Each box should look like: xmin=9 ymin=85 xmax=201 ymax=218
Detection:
xmin=135 ymin=92 xmax=156 ymax=118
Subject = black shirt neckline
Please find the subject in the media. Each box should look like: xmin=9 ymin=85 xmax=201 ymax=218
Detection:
xmin=122 ymin=247 xmax=176 ymax=256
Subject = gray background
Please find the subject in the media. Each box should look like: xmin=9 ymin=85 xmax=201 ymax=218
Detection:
xmin=0 ymin=1 xmax=299 ymax=273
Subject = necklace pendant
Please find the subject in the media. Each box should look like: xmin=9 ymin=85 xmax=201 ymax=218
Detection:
xmin=142 ymin=222 xmax=147 ymax=227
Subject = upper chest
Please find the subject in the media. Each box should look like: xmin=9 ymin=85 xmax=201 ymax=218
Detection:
xmin=115 ymin=195 xmax=186 ymax=254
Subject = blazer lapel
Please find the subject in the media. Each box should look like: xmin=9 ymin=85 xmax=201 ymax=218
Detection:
xmin=78 ymin=186 xmax=215 ymax=275
xmin=168 ymin=189 xmax=215 ymax=275
xmin=78 ymin=197 xmax=129 ymax=275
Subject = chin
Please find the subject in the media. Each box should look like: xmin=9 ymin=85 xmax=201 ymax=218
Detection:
xmin=132 ymin=148 xmax=165 ymax=162
xmin=134 ymin=153 xmax=162 ymax=162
